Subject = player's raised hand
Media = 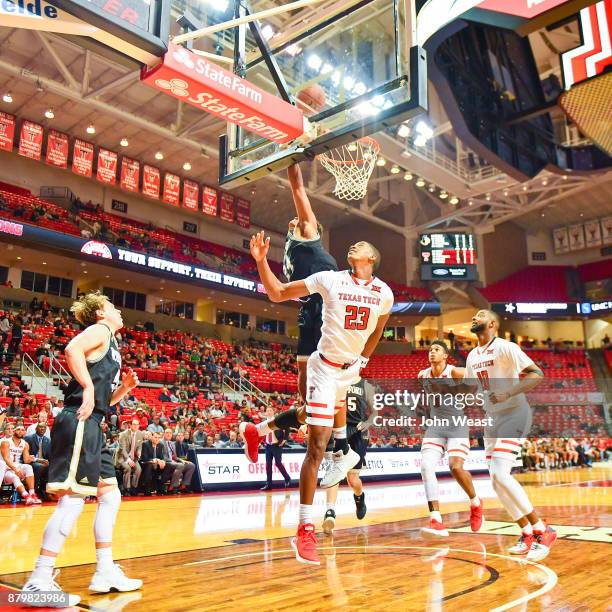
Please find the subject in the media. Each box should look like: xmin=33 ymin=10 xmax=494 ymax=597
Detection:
xmin=250 ymin=231 xmax=270 ymax=262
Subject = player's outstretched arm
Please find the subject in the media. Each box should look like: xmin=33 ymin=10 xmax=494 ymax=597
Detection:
xmin=250 ymin=231 xmax=310 ymax=302
xmin=288 ymin=164 xmax=318 ymax=239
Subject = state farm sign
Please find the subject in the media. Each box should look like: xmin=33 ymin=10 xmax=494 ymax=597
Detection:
xmin=141 ymin=44 xmax=305 ymax=144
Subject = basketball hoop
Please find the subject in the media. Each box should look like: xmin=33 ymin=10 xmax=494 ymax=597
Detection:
xmin=317 ymin=137 xmax=380 ymax=201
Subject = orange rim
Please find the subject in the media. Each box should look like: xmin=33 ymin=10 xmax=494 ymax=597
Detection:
xmin=316 ymin=136 xmax=380 ymax=166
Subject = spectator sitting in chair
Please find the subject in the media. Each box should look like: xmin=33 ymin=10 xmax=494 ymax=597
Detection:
xmin=147 ymin=414 xmax=164 ymax=435
xmin=161 ymin=428 xmax=195 ymax=494
xmin=25 ymin=412 xmax=50 ymax=438
xmin=24 ymin=422 xmax=51 ymax=500
xmin=193 ymin=423 xmax=207 ymax=447
xmin=139 ymin=431 xmax=173 ymax=496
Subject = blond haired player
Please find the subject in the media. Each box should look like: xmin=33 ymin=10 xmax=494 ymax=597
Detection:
xmin=22 ymin=292 xmax=142 ymax=606
xmin=418 ymin=340 xmax=482 ymax=537
xmin=248 ymin=232 xmax=393 ymax=565
xmin=465 ymin=309 xmax=556 ymax=561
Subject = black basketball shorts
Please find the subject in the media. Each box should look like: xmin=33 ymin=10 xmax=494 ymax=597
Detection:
xmin=47 ymin=408 xmax=117 ymax=496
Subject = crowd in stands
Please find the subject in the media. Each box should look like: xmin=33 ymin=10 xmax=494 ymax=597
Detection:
xmin=0 ymin=184 xmax=433 ymax=300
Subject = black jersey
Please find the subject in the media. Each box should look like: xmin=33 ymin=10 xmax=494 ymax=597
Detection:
xmin=283 ymin=231 xmax=338 ymax=328
xmin=283 ymin=232 xmax=338 ymax=283
xmin=63 ymin=323 xmax=122 ymax=421
xmin=346 ymin=379 xmax=370 ymax=427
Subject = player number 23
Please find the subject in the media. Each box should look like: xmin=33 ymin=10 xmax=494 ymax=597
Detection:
xmin=344 ymin=305 xmax=370 ymax=330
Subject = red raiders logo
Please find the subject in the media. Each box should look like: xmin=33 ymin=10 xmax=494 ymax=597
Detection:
xmin=561 ymin=0 xmax=612 ymax=89
xmin=81 ymin=241 xmax=113 ymax=259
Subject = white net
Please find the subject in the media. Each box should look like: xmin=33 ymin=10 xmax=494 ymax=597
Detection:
xmin=317 ymin=137 xmax=380 ymax=201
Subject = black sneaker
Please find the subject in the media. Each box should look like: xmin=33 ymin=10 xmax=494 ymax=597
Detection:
xmin=322 ymin=509 xmax=336 ymax=535
xmin=354 ymin=493 xmax=367 ymax=520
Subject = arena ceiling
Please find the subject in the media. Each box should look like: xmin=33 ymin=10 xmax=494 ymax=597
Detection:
xmin=0 ymin=1 xmax=610 ymax=238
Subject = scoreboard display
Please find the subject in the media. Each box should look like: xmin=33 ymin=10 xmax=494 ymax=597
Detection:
xmin=420 ymin=233 xmax=478 ymax=281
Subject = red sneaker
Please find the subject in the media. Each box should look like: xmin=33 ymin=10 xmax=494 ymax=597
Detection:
xmin=508 ymin=532 xmax=534 ymax=555
xmin=239 ymin=422 xmax=260 ymax=464
xmin=291 ymin=523 xmax=320 ymax=565
xmin=470 ymin=503 xmax=483 ymax=532
xmin=420 ymin=519 xmax=449 ymax=538
xmin=527 ymin=525 xmax=557 ymax=561
xmin=25 ymin=494 xmax=41 ymax=505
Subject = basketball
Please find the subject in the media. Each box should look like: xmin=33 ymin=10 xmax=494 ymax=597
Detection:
xmin=297 ymin=84 xmax=326 ymax=115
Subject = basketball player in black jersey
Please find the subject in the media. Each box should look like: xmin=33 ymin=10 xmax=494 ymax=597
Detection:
xmin=241 ymin=164 xmax=359 ymax=477
xmin=322 ymin=378 xmax=378 ymax=534
xmin=23 ymin=292 xmax=142 ymax=606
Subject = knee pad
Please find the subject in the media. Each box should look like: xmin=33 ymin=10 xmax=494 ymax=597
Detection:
xmin=58 ymin=495 xmax=86 ymax=537
xmin=94 ymin=487 xmax=121 ymax=542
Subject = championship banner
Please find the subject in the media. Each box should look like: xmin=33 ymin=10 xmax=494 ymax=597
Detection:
xmin=0 ymin=112 xmax=16 ymax=152
xmin=219 ymin=192 xmax=235 ymax=223
xmin=72 ymin=139 xmax=94 ymax=177
xmin=601 ymin=216 xmax=612 ymax=245
xmin=553 ymin=226 xmax=570 ymax=254
xmin=162 ymin=172 xmax=181 ymax=206
xmin=45 ymin=130 xmax=69 ymax=169
xmin=236 ymin=198 xmax=250 ymax=229
xmin=96 ymin=148 xmax=118 ymax=185
xmin=568 ymin=223 xmax=586 ymax=251
xmin=120 ymin=157 xmax=140 ymax=192
xmin=142 ymin=164 xmax=160 ymax=199
xmin=182 ymin=179 xmax=199 ymax=211
xmin=18 ymin=120 xmax=43 ymax=160
xmin=584 ymin=219 xmax=602 ymax=248
xmin=202 ymin=185 xmax=218 ymax=217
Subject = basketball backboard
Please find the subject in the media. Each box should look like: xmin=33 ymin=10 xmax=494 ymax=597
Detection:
xmin=170 ymin=0 xmax=428 ymax=188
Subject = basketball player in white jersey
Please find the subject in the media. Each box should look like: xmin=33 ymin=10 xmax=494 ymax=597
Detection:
xmin=249 ymin=231 xmax=393 ymax=565
xmin=464 ymin=310 xmax=556 ymax=561
xmin=0 ymin=423 xmax=41 ymax=504
xmin=418 ymin=340 xmax=482 ymax=537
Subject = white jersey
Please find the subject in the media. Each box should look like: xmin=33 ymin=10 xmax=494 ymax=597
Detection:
xmin=464 ymin=337 xmax=535 ymax=414
xmin=419 ymin=364 xmax=461 ymax=418
xmin=4 ymin=437 xmax=25 ymax=465
xmin=304 ymin=270 xmax=394 ymax=363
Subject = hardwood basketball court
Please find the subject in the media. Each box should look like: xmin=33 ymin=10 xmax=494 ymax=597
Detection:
xmin=1 ymin=465 xmax=610 ymax=611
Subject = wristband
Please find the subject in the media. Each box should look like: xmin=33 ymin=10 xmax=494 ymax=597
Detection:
xmin=358 ymin=356 xmax=369 ymax=369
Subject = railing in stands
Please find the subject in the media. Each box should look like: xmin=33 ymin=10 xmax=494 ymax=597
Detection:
xmin=222 ymin=375 xmax=269 ymax=408
xmin=20 ymin=354 xmax=51 ymax=396
xmin=49 ymin=357 xmax=71 ymax=388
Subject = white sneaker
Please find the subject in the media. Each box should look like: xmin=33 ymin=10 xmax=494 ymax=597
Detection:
xmin=89 ymin=563 xmax=142 ymax=593
xmin=25 ymin=494 xmax=41 ymax=506
xmin=320 ymin=448 xmax=360 ymax=489
xmin=22 ymin=569 xmax=81 ymax=607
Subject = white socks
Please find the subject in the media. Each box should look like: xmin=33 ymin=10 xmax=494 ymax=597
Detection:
xmin=326 ymin=502 xmax=335 ymax=512
xmin=470 ymin=497 xmax=480 ymax=507
xmin=430 ymin=511 xmax=442 ymax=522
xmin=532 ymin=519 xmax=545 ymax=533
xmin=95 ymin=547 xmax=114 ymax=572
xmin=522 ymin=522 xmax=533 ymax=534
xmin=30 ymin=555 xmax=55 ymax=582
xmin=256 ymin=421 xmax=272 ymax=437
xmin=299 ymin=504 xmax=313 ymax=525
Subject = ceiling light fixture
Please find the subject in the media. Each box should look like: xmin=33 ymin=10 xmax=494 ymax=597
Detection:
xmin=397 ymin=124 xmax=410 ymax=138
xmin=155 ymin=151 xmax=164 ymax=160
xmin=449 ymin=196 xmax=459 ymax=205
xmin=404 ymin=172 xmax=413 ymax=181
xmin=2 ymin=92 xmax=13 ymax=103
xmin=44 ymin=108 xmax=54 ymax=119
xmin=376 ymin=157 xmax=387 ymax=167
xmin=415 ymin=177 xmax=425 ymax=187
xmin=390 ymin=165 xmax=400 ymax=174
xmin=120 ymin=138 xmax=129 ymax=147
xmin=86 ymin=124 xmax=95 ymax=134
xmin=183 ymin=161 xmax=191 ymax=171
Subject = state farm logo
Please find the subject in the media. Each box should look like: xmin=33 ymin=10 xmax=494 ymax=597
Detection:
xmin=81 ymin=241 xmax=112 ymax=259
xmin=155 ymin=78 xmax=189 ymax=97
xmin=172 ymin=47 xmax=195 ymax=69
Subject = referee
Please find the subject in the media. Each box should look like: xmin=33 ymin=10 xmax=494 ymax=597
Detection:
xmin=261 ymin=407 xmax=291 ymax=491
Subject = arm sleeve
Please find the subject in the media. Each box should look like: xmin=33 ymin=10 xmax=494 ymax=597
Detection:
xmin=506 ymin=342 xmax=536 ymax=372
xmin=303 ymin=271 xmax=334 ymax=298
